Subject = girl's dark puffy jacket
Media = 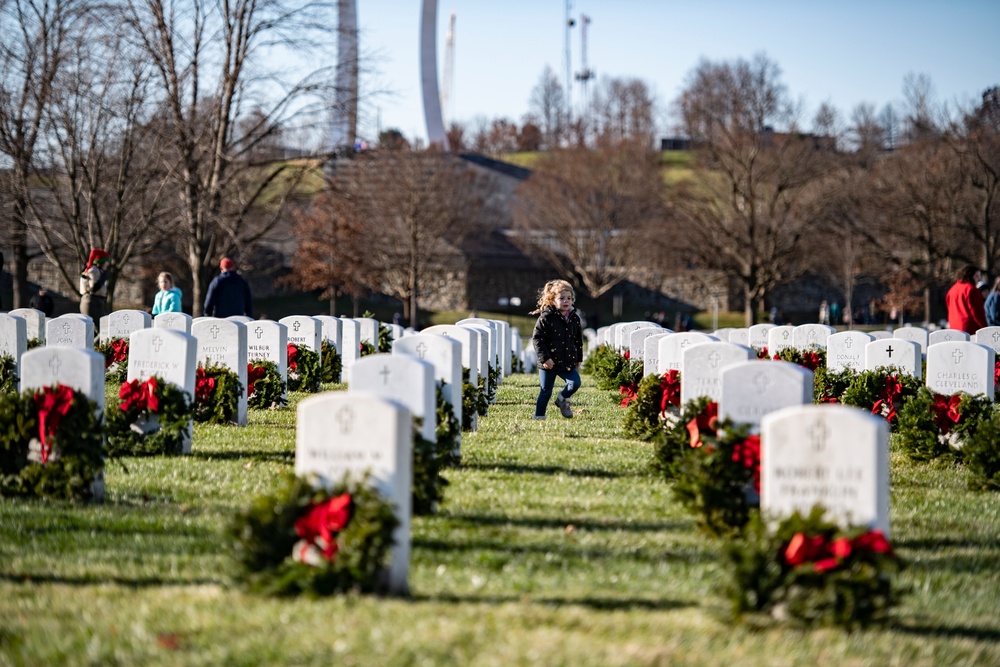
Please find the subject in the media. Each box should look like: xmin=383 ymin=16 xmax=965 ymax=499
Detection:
xmin=531 ymin=307 xmax=583 ymax=371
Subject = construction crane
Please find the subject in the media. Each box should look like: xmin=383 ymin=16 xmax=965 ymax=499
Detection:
xmin=574 ymin=14 xmax=594 ymax=119
xmin=441 ymin=12 xmax=456 ymax=128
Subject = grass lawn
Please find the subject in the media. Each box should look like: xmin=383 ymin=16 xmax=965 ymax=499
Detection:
xmin=2 ymin=374 xmax=1000 ymax=665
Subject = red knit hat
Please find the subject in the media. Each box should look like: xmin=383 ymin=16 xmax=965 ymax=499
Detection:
xmin=84 ymin=248 xmax=110 ymax=271
xmin=220 ymin=257 xmax=236 ymax=271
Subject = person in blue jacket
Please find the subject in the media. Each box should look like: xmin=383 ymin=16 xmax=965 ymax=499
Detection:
xmin=203 ymin=257 xmax=253 ymax=318
xmin=985 ymin=277 xmax=1000 ymax=327
xmin=152 ymin=272 xmax=183 ymax=314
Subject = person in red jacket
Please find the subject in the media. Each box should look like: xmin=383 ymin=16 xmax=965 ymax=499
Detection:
xmin=945 ymin=265 xmax=987 ymax=334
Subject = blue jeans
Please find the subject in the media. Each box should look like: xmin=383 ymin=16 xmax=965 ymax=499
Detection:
xmin=535 ymin=367 xmax=581 ymax=417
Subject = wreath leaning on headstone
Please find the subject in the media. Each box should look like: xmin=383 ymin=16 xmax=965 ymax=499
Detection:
xmin=286 ymin=343 xmax=321 ymax=393
xmin=622 ymin=370 xmax=681 ymax=443
xmin=193 ymin=363 xmax=243 ymax=425
xmin=229 ymin=471 xmax=399 ymax=596
xmin=650 ymin=395 xmax=715 ymax=478
xmin=435 ymin=383 xmax=461 ymax=467
xmin=95 ymin=338 xmax=129 ymax=384
xmin=412 ymin=417 xmax=451 ymax=516
xmin=105 ymin=376 xmax=193 ymax=457
xmin=27 ymin=337 xmax=43 ymax=350
xmin=724 ymin=508 xmax=903 ymax=629
xmin=0 ymin=353 xmax=18 ymax=394
xmin=895 ymin=386 xmax=995 ymax=461
xmin=0 ymin=384 xmax=104 ymax=500
xmin=461 ymin=368 xmax=487 ymax=431
xmin=320 ymin=340 xmax=342 ymax=384
xmin=247 ymin=360 xmax=287 ymax=410
xmin=837 ymin=367 xmax=922 ymax=429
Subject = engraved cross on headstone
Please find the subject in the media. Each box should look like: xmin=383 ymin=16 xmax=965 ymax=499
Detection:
xmin=152 ymin=336 xmax=164 ymax=353
xmin=844 ymin=337 xmax=854 ymax=349
xmin=952 ymin=349 xmax=964 ymax=364
xmin=944 ymin=333 xmax=953 ymax=341
xmin=993 ymin=331 xmax=1000 ymax=343
xmin=753 ymin=373 xmax=770 ymax=394
xmin=49 ymin=356 xmax=61 ymax=375
xmin=680 ymin=338 xmax=690 ymax=348
xmin=886 ymin=345 xmax=894 ymax=358
xmin=210 ymin=325 xmax=220 ymax=339
xmin=708 ymin=351 xmax=722 ymax=369
xmin=809 ymin=419 xmax=830 ymax=452
xmin=808 ymin=330 xmax=817 ymax=342
xmin=336 ymin=406 xmax=355 ymax=435
xmin=781 ymin=330 xmax=791 ymax=340
xmin=62 ymin=322 xmax=71 ymax=334
xmin=254 ymin=326 xmax=264 ymax=339
xmin=380 ymin=365 xmax=392 ymax=385
xmin=416 ymin=342 xmax=428 ymax=359
xmin=122 ymin=314 xmax=130 ymax=326
xmin=292 ymin=320 xmax=301 ymax=332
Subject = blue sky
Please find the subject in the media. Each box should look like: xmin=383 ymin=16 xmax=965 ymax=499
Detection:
xmin=355 ymin=0 xmax=1000 ymax=145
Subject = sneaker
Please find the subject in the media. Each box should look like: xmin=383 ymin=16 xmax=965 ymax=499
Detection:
xmin=555 ymin=394 xmax=573 ymax=418
xmin=533 ymin=415 xmax=546 ymax=420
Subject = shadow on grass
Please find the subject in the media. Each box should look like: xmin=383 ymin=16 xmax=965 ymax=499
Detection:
xmin=0 ymin=572 xmax=223 ymax=588
xmin=438 ymin=512 xmax=689 ymax=534
xmin=459 ymin=462 xmax=645 ymax=479
xmin=894 ymin=621 xmax=1000 ymax=643
xmin=410 ymin=591 xmax=693 ymax=612
xmin=413 ymin=537 xmax=707 ymax=565
xmin=894 ymin=536 xmax=1000 ymax=550
xmin=190 ymin=450 xmax=294 ymax=464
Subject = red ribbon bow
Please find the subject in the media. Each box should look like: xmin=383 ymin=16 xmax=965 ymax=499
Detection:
xmin=105 ymin=339 xmax=129 ymax=368
xmin=287 ymin=343 xmax=299 ymax=371
xmin=659 ymin=370 xmax=681 ymax=412
xmin=930 ymin=393 xmax=963 ymax=434
xmin=294 ymin=493 xmax=353 ymax=560
xmin=686 ymin=401 xmax=718 ymax=448
xmin=800 ymin=351 xmax=822 ymax=371
xmin=871 ymin=375 xmax=902 ymax=422
xmin=784 ymin=529 xmax=892 ymax=572
xmin=33 ymin=384 xmax=75 ymax=464
xmin=119 ymin=377 xmax=160 ymax=413
xmin=247 ymin=363 xmax=267 ymax=397
xmin=195 ymin=366 xmax=216 ymax=402
xmin=731 ymin=434 xmax=761 ymax=492
xmin=623 ymin=349 xmax=631 ymax=360
xmin=619 ymin=383 xmax=638 ymax=407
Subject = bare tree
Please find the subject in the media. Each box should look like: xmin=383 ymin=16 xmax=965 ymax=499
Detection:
xmin=334 ymin=150 xmax=488 ymax=326
xmin=670 ymin=53 xmax=831 ymax=325
xmin=121 ymin=0 xmax=338 ymax=315
xmin=590 ymin=76 xmax=658 ymax=148
xmin=848 ymin=102 xmax=886 ymax=163
xmin=527 ymin=65 xmax=565 ymax=149
xmin=0 ymin=0 xmax=83 ymax=308
xmin=510 ymin=141 xmax=665 ymax=300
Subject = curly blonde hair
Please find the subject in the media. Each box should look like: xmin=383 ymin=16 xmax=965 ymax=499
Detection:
xmin=531 ymin=279 xmax=575 ymax=314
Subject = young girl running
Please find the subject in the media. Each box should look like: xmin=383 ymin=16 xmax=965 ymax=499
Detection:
xmin=530 ymin=279 xmax=583 ymax=419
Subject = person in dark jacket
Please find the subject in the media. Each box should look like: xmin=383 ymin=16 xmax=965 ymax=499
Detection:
xmin=203 ymin=257 xmax=253 ymax=318
xmin=985 ymin=277 xmax=1000 ymax=328
xmin=530 ymin=279 xmax=583 ymax=419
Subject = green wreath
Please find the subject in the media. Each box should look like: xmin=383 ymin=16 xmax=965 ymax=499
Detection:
xmin=724 ymin=508 xmax=902 ymax=629
xmin=622 ymin=371 xmax=681 ymax=443
xmin=0 ymin=384 xmax=104 ymax=500
xmin=485 ymin=363 xmax=500 ymax=403
xmin=0 ymin=353 xmax=18 ymax=394
xmin=230 ymin=472 xmax=400 ymax=596
xmin=95 ymin=338 xmax=130 ymax=384
xmin=27 ymin=337 xmax=43 ymax=350
xmin=247 ymin=360 xmax=287 ymax=410
xmin=962 ymin=410 xmax=1000 ymax=491
xmin=320 ymin=340 xmax=343 ymax=384
xmin=435 ymin=383 xmax=461 ymax=466
xmin=378 ymin=324 xmax=392 ymax=353
xmin=287 ymin=343 xmax=321 ymax=393
xmin=895 ymin=386 xmax=994 ymax=461
xmin=461 ymin=368 xmax=488 ymax=431
xmin=838 ymin=367 xmax=922 ymax=428
xmin=359 ymin=340 xmax=377 ymax=357
xmin=105 ymin=376 xmax=193 ymax=457
xmin=412 ymin=419 xmax=451 ymax=515
xmin=194 ymin=363 xmax=243 ymax=424
xmin=650 ymin=395 xmax=714 ymax=478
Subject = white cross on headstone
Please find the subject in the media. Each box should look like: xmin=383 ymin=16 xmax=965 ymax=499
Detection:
xmin=49 ymin=357 xmax=61 ymax=375
xmin=122 ymin=314 xmax=130 ymax=325
xmin=845 ymin=337 xmax=853 ymax=349
xmin=293 ymin=321 xmax=301 ymax=332
xmin=944 ymin=333 xmax=953 ymax=341
xmin=808 ymin=330 xmax=817 ymax=342
xmin=993 ymin=332 xmax=1000 ymax=343
xmin=62 ymin=322 xmax=71 ymax=334
xmin=952 ymin=349 xmax=964 ymax=364
xmin=336 ymin=406 xmax=355 ymax=434
xmin=416 ymin=342 xmax=428 ymax=359
xmin=753 ymin=373 xmax=770 ymax=393
xmin=210 ymin=325 xmax=220 ymax=339
xmin=152 ymin=336 xmax=163 ymax=352
xmin=781 ymin=330 xmax=790 ymax=340
xmin=255 ymin=327 xmax=264 ymax=339
xmin=708 ymin=351 xmax=722 ymax=369
xmin=380 ymin=365 xmax=392 ymax=385
xmin=680 ymin=339 xmax=690 ymax=348
xmin=810 ymin=419 xmax=830 ymax=452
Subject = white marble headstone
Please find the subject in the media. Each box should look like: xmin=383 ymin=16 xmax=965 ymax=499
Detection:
xmin=349 ymin=354 xmax=437 ymax=442
xmin=656 ymin=332 xmax=718 ymax=375
xmin=925 ymin=341 xmax=994 ymax=400
xmin=8 ymin=308 xmax=45 ymax=342
xmin=295 ymin=392 xmax=412 ymax=595
xmin=680 ymin=341 xmax=756 ymax=405
xmin=107 ymin=309 xmax=151 ymax=341
xmin=246 ymin=320 xmax=288 ymax=394
xmin=127 ymin=328 xmax=198 ymax=453
xmin=761 ymin=404 xmax=890 ymax=535
xmin=865 ymin=338 xmax=922 ymax=379
xmin=45 ymin=316 xmax=94 ymax=350
xmin=393 ymin=333 xmax=462 ymax=450
xmin=767 ymin=326 xmax=797 ymax=355
xmin=893 ymin=326 xmax=929 ymax=357
xmin=826 ymin=331 xmax=874 ymax=373
xmin=727 ymin=328 xmax=750 ymax=347
xmin=719 ymin=360 xmax=814 ymax=431
xmin=974 ymin=327 xmax=1000 ymax=356
xmin=192 ymin=318 xmax=248 ymax=425
xmin=154 ymin=312 xmax=192 ymax=334
xmin=354 ymin=317 xmax=380 ymax=348
xmin=314 ymin=315 xmax=343 ymax=355
xmin=928 ymin=329 xmax=971 ymax=346
xmin=0 ymin=313 xmax=27 ymax=381
xmin=339 ymin=317 xmax=361 ymax=375
xmin=629 ymin=327 xmax=662 ymax=362
xmin=456 ymin=318 xmax=498 ymax=371
xmin=643 ymin=332 xmax=673 ymax=377
xmin=747 ymin=323 xmax=775 ymax=351
xmin=793 ymin=323 xmax=835 ymax=350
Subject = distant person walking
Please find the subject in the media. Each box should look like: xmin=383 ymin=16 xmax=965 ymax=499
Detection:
xmin=530 ymin=279 xmax=583 ymax=420
xmin=29 ymin=289 xmax=55 ymax=317
xmin=152 ymin=272 xmax=183 ymax=314
xmin=204 ymin=257 xmax=253 ymax=318
xmin=985 ymin=277 xmax=1000 ymax=327
xmin=80 ymin=248 xmax=111 ymax=329
xmin=945 ymin=264 xmax=987 ymax=334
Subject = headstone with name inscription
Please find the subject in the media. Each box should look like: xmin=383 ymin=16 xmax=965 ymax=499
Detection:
xmin=422 ymin=325 xmax=479 ymax=386
xmin=974 ymin=327 xmax=1000 ymax=356
xmin=865 ymin=338 xmax=922 ymax=379
xmin=295 ymin=392 xmax=412 ymax=594
xmin=339 ymin=317 xmax=361 ymax=375
xmin=925 ymin=341 xmax=994 ymax=399
xmin=680 ymin=341 xmax=756 ymax=405
xmin=0 ymin=313 xmax=27 ymax=384
xmin=458 ymin=324 xmax=491 ymax=386
xmin=107 ymin=309 xmax=151 ymax=341
xmin=280 ymin=316 xmax=323 ymax=363
xmin=45 ymin=316 xmax=94 ymax=350
xmin=349 ymin=354 xmax=436 ymax=442
xmin=719 ymin=360 xmax=813 ymax=431
xmin=456 ymin=318 xmax=498 ymax=372
xmin=629 ymin=327 xmax=663 ymax=362
xmin=393 ymin=333 xmax=462 ymax=450
xmin=748 ymin=323 xmax=775 ymax=351
xmin=8 ymin=308 xmax=45 ymax=343
xmin=656 ymin=332 xmax=718 ymax=375
xmin=192 ymin=318 xmax=248 ymax=425
xmin=826 ymin=331 xmax=874 ymax=373
xmin=643 ymin=332 xmax=673 ymax=377
xmin=127 ymin=328 xmax=198 ymax=452
xmin=154 ymin=312 xmax=192 ymax=334
xmin=387 ymin=324 xmax=405 ymax=341
xmin=20 ymin=346 xmax=107 ymax=499
xmin=619 ymin=322 xmax=660 ymax=353
xmin=314 ymin=315 xmax=343 ymax=355
xmin=928 ymin=329 xmax=971 ymax=346
xmin=246 ymin=320 xmax=288 ymax=395
xmin=713 ymin=328 xmax=735 ymax=342
xmin=767 ymin=325 xmax=797 ymax=355
xmin=354 ymin=317 xmax=380 ymax=348
xmin=793 ymin=323 xmax=835 ymax=350
xmin=761 ymin=404 xmax=890 ymax=535
xmin=893 ymin=326 xmax=929 ymax=357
